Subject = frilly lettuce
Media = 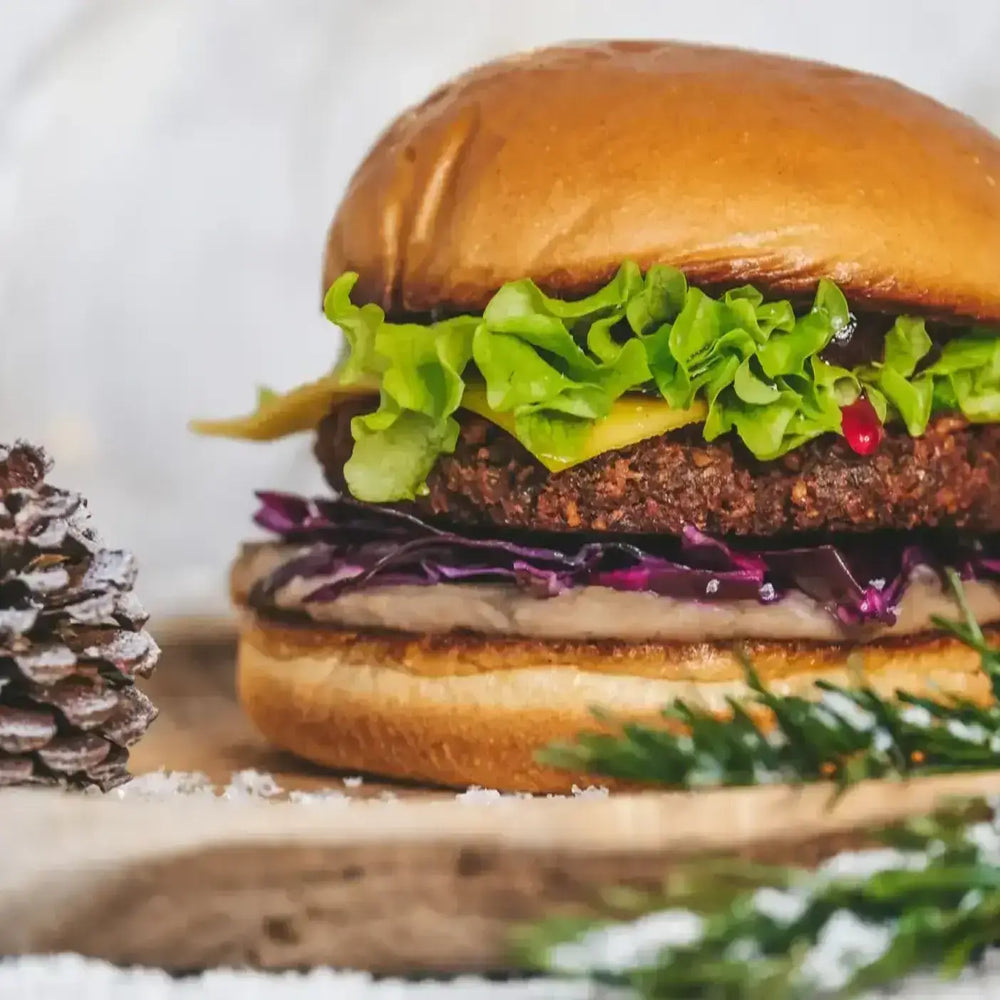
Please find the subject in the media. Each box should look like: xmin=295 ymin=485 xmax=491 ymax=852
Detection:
xmin=313 ymin=265 xmax=1000 ymax=502
xmin=854 ymin=318 xmax=1000 ymax=434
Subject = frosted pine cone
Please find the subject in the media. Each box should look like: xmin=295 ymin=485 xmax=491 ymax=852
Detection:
xmin=0 ymin=442 xmax=160 ymax=789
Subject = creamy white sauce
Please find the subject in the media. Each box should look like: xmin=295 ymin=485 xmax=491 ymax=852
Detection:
xmin=232 ymin=543 xmax=1000 ymax=643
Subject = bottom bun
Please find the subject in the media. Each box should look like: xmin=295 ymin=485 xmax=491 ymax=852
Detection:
xmin=237 ymin=616 xmax=991 ymax=793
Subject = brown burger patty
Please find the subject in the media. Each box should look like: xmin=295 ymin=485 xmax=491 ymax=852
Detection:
xmin=315 ymin=404 xmax=1000 ymax=536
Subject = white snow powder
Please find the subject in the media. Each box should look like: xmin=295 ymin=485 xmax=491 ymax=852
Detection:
xmin=287 ymin=789 xmax=351 ymax=806
xmin=456 ymin=787 xmax=507 ymax=804
xmin=872 ymin=727 xmax=894 ymax=753
xmin=111 ymin=770 xmax=349 ymax=804
xmin=817 ymin=847 xmax=927 ymax=881
xmin=222 ymin=769 xmax=284 ymax=799
xmin=946 ymin=720 xmax=989 ymax=744
xmin=455 ymin=785 xmax=607 ymax=804
xmin=0 ymin=954 xmax=609 ymax=999
xmin=797 ymin=912 xmax=894 ymax=992
xmin=960 ymin=889 xmax=985 ymax=912
xmin=112 ymin=769 xmax=215 ymax=799
xmin=9 ymin=949 xmax=1000 ymax=999
xmin=110 ymin=771 xmax=609 ymax=806
xmin=900 ymin=705 xmax=934 ymax=729
xmin=724 ymin=937 xmax=761 ymax=962
xmin=966 ymin=822 xmax=1000 ymax=864
xmin=819 ymin=691 xmax=877 ymax=732
xmin=547 ymin=909 xmax=704 ymax=974
xmin=752 ymin=886 xmax=809 ymax=925
xmin=568 ymin=784 xmax=610 ymax=799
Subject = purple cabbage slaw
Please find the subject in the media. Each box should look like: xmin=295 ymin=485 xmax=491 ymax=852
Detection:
xmin=250 ymin=491 xmax=1000 ymax=627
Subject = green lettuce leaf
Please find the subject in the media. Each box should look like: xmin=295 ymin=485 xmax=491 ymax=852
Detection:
xmin=323 ymin=265 xmax=1000 ymax=503
xmin=884 ymin=316 xmax=933 ymax=376
xmin=624 ymin=264 xmax=687 ymax=334
xmin=325 ymin=273 xmax=390 ymax=382
xmin=926 ymin=334 xmax=1000 ymax=422
xmin=699 ymin=282 xmax=856 ymax=459
xmin=852 ymin=319 xmax=1000 ymax=435
xmin=324 ymin=273 xmax=478 ymax=501
xmin=857 ymin=317 xmax=934 ymax=436
xmin=344 ymin=410 xmax=459 ymax=502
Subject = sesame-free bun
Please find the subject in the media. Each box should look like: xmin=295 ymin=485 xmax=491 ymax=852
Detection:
xmin=323 ymin=40 xmax=1000 ymax=324
xmin=237 ymin=616 xmax=991 ymax=793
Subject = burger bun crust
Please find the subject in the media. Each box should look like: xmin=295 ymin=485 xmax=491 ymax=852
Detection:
xmin=237 ymin=616 xmax=991 ymax=792
xmin=324 ymin=40 xmax=1000 ymax=324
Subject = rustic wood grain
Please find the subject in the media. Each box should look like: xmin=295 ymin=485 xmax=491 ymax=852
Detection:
xmin=2 ymin=631 xmax=999 ymax=973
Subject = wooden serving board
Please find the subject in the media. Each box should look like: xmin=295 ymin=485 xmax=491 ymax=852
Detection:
xmin=3 ymin=627 xmax=1000 ymax=974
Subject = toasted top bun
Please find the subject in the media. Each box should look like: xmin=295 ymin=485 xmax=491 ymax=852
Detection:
xmin=324 ymin=40 xmax=1000 ymax=323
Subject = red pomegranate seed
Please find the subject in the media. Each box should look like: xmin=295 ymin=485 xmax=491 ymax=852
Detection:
xmin=840 ymin=396 xmax=884 ymax=456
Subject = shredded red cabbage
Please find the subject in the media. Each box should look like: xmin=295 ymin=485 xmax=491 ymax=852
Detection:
xmin=250 ymin=491 xmax=999 ymax=626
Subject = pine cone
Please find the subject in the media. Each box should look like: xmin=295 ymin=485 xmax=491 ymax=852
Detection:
xmin=0 ymin=442 xmax=160 ymax=789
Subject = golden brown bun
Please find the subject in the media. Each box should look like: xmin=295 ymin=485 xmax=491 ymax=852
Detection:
xmin=237 ymin=616 xmax=992 ymax=793
xmin=324 ymin=40 xmax=1000 ymax=324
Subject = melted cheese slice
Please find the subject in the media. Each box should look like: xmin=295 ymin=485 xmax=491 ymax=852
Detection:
xmin=460 ymin=389 xmax=706 ymax=471
xmin=190 ymin=375 xmax=380 ymax=441
xmin=191 ymin=376 xmax=706 ymax=472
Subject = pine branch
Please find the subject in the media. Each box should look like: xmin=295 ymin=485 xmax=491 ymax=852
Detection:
xmin=516 ymin=802 xmax=1000 ymax=998
xmin=523 ymin=574 xmax=1000 ymax=994
xmin=540 ymin=572 xmax=1000 ymax=791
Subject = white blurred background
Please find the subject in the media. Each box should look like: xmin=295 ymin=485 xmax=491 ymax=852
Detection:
xmin=2 ymin=0 xmax=999 ymax=623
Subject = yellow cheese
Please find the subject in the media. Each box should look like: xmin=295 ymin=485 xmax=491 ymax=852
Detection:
xmin=189 ymin=375 xmax=378 ymax=441
xmin=460 ymin=389 xmax=706 ymax=472
xmin=191 ymin=376 xmax=706 ymax=470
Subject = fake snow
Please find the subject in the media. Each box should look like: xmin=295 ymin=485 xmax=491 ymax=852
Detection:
xmin=547 ymin=909 xmax=704 ymax=974
xmin=112 ymin=769 xmax=285 ymax=800
xmin=456 ymin=787 xmax=525 ymax=804
xmin=109 ymin=769 xmax=608 ymax=805
xmin=8 ymin=951 xmax=1000 ymax=998
xmin=817 ymin=847 xmax=927 ymax=880
xmin=456 ymin=785 xmax=608 ymax=805
xmin=222 ymin=769 xmax=283 ymax=799
xmin=946 ymin=720 xmax=990 ymax=744
xmin=7 ymin=949 xmax=1000 ymax=1000
xmin=819 ymin=691 xmax=877 ymax=732
xmin=547 ymin=823 xmax=1000 ymax=994
xmin=900 ymin=705 xmax=934 ymax=728
xmin=966 ymin=822 xmax=1000 ymax=864
xmin=872 ymin=727 xmax=893 ymax=752
xmin=752 ymin=886 xmax=809 ymax=925
xmin=798 ymin=912 xmax=894 ymax=993
xmin=111 ymin=769 xmax=215 ymax=799
xmin=0 ymin=954 xmax=610 ymax=999
xmin=287 ymin=788 xmax=351 ymax=806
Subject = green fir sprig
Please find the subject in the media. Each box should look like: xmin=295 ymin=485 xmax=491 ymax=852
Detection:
xmin=516 ymin=802 xmax=1000 ymax=998
xmin=541 ymin=570 xmax=1000 ymax=792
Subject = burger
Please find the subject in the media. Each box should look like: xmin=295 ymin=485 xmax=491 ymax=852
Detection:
xmin=194 ymin=41 xmax=1000 ymax=792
